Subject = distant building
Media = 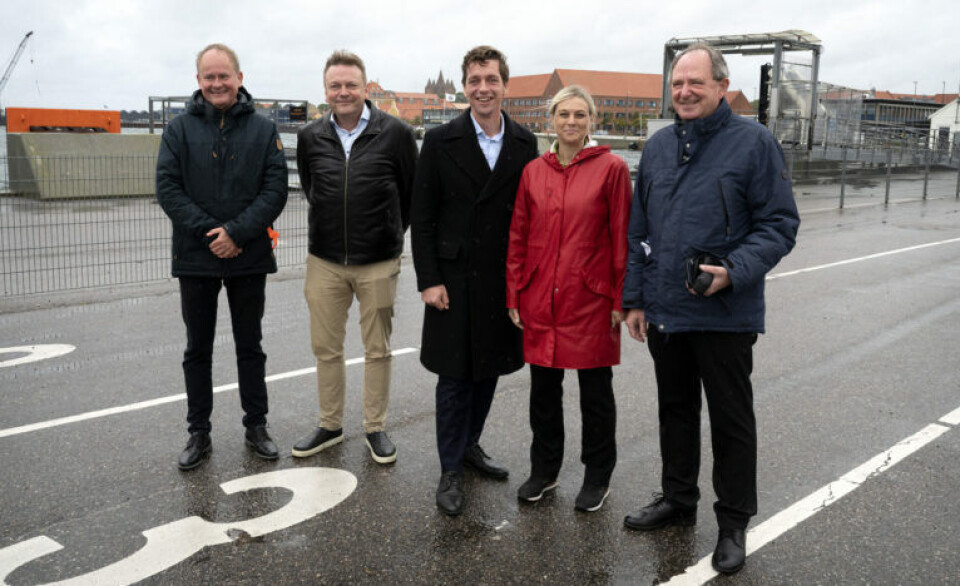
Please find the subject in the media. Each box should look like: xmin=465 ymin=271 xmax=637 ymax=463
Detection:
xmin=817 ymin=86 xmax=951 ymax=147
xmin=870 ymin=90 xmax=959 ymax=105
xmin=366 ymin=81 xmax=392 ymax=102
xmin=504 ymin=70 xmax=756 ymax=134
xmin=504 ymin=69 xmax=663 ymax=134
xmin=424 ymin=70 xmax=457 ymax=98
xmin=365 ymin=81 xmax=458 ymax=125
xmin=725 ymin=90 xmax=755 ymax=117
xmin=928 ymin=98 xmax=960 ymax=155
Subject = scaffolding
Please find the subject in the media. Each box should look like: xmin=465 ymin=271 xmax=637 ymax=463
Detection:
xmin=147 ymin=96 xmax=309 ymax=132
xmin=662 ymin=30 xmax=823 ymax=149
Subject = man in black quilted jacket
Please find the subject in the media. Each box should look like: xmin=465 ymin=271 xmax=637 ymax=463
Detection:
xmin=292 ymin=50 xmax=417 ymax=465
xmin=156 ymin=43 xmax=288 ymax=471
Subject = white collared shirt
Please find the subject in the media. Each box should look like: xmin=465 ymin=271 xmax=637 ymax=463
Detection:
xmin=471 ymin=112 xmax=505 ymax=171
xmin=331 ymin=103 xmax=371 ymax=159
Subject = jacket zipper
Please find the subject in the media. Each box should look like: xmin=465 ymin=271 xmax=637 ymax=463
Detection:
xmin=342 ymin=157 xmax=349 ymax=264
xmin=717 ymin=180 xmax=731 ymax=239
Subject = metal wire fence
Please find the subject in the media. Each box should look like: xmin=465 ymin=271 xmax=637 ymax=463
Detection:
xmin=1 ymin=126 xmax=958 ymax=297
xmin=0 ymin=145 xmax=309 ymax=297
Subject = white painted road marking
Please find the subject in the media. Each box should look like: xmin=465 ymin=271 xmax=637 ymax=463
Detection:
xmin=0 ymin=345 xmax=75 ymax=368
xmin=3 ymin=236 xmax=960 ymax=582
xmin=5 ymin=236 xmax=959 ymax=440
xmin=940 ymin=405 xmax=960 ymax=426
xmin=663 ymin=420 xmax=953 ymax=584
xmin=0 ymin=468 xmax=357 ymax=586
xmin=0 ymin=347 xmax=418 ymax=439
xmin=767 ymin=236 xmax=960 ymax=281
xmin=659 ymin=234 xmax=960 ymax=584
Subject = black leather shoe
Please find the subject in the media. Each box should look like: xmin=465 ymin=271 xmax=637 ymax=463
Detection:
xmin=291 ymin=427 xmax=343 ymax=458
xmin=463 ymin=443 xmax=508 ymax=479
xmin=178 ymin=432 xmax=211 ymax=470
xmin=245 ymin=425 xmax=278 ymax=460
xmin=712 ymin=528 xmax=747 ymax=574
xmin=623 ymin=494 xmax=696 ymax=531
xmin=574 ymin=485 xmax=610 ymax=512
xmin=365 ymin=431 xmax=397 ymax=464
xmin=436 ymin=471 xmax=465 ymax=516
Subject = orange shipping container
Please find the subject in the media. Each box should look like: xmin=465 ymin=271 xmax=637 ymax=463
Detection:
xmin=6 ymin=107 xmax=122 ymax=133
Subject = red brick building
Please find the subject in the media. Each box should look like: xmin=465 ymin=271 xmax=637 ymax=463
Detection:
xmin=505 ymin=70 xmax=760 ymax=133
xmin=725 ymin=90 xmax=755 ymax=117
xmin=504 ymin=69 xmax=663 ymax=134
xmin=365 ymin=81 xmax=457 ymax=125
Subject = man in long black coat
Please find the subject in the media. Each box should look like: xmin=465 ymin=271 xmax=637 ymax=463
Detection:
xmin=411 ymin=45 xmax=538 ymax=516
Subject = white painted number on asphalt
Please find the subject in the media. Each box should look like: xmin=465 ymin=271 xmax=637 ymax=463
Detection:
xmin=0 ymin=345 xmax=75 ymax=368
xmin=0 ymin=468 xmax=357 ymax=585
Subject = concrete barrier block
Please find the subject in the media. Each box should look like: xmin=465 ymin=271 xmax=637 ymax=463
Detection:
xmin=5 ymin=133 xmax=161 ymax=199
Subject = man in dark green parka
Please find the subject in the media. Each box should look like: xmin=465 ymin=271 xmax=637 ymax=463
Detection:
xmin=156 ymin=43 xmax=287 ymax=470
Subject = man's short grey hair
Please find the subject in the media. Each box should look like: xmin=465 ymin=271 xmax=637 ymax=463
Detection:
xmin=548 ymin=84 xmax=597 ymax=118
xmin=669 ymin=42 xmax=729 ymax=83
xmin=196 ymin=43 xmax=240 ymax=74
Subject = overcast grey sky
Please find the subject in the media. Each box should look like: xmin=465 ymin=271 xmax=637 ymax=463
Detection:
xmin=1 ymin=0 xmax=958 ymax=111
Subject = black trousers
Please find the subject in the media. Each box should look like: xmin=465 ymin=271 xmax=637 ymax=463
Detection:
xmin=179 ymin=274 xmax=268 ymax=433
xmin=529 ymin=365 xmax=617 ymax=487
xmin=435 ymin=375 xmax=497 ymax=473
xmin=647 ymin=329 xmax=758 ymax=530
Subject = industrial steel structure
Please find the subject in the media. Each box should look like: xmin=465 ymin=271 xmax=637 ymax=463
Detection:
xmin=147 ymin=96 xmax=310 ymax=132
xmin=0 ymin=31 xmax=34 ymax=104
xmin=662 ymin=30 xmax=823 ymax=150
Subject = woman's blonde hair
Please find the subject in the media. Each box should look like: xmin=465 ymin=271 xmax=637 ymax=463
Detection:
xmin=548 ymin=84 xmax=596 ymax=118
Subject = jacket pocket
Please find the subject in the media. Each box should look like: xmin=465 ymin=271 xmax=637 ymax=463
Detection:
xmin=437 ymin=240 xmax=460 ymax=260
xmin=580 ymin=266 xmax=613 ymax=299
xmin=518 ymin=264 xmax=538 ymax=291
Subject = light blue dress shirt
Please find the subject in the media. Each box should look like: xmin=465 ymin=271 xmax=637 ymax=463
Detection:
xmin=471 ymin=112 xmax=505 ymax=171
xmin=331 ymin=103 xmax=371 ymax=159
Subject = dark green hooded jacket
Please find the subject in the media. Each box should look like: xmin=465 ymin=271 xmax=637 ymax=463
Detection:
xmin=156 ymin=87 xmax=288 ymax=277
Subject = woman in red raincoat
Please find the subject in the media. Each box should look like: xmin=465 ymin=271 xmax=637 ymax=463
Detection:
xmin=506 ymin=85 xmax=632 ymax=513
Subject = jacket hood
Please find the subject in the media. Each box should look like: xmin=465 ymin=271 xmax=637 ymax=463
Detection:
xmin=542 ymin=141 xmax=609 ymax=171
xmin=188 ymin=86 xmax=255 ymax=118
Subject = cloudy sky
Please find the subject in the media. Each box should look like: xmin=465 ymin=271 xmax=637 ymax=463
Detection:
xmin=1 ymin=0 xmax=958 ymax=112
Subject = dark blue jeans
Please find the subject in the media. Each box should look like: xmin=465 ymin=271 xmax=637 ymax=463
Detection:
xmin=647 ymin=329 xmax=758 ymax=530
xmin=435 ymin=375 xmax=498 ymax=473
xmin=179 ymin=274 xmax=268 ymax=433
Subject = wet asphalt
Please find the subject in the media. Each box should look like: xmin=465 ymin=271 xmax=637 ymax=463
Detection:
xmin=2 ymin=172 xmax=960 ymax=584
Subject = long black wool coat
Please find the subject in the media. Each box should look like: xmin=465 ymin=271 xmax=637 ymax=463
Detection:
xmin=411 ymin=110 xmax=538 ymax=381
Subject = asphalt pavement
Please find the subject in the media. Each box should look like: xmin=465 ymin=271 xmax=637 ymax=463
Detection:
xmin=1 ymin=175 xmax=960 ymax=584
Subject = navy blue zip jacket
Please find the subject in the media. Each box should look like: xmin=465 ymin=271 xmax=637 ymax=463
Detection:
xmin=156 ymin=87 xmax=288 ymax=277
xmin=623 ymin=99 xmax=800 ymax=333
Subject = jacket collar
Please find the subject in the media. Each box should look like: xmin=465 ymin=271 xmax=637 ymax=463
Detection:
xmin=673 ymin=97 xmax=731 ymax=138
xmin=443 ymin=109 xmax=532 ymax=200
xmin=189 ymin=86 xmax=254 ymax=120
xmin=318 ymin=99 xmax=383 ymax=138
xmin=672 ymin=98 xmax=732 ymax=165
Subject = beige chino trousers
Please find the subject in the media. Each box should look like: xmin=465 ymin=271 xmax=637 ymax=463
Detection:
xmin=304 ymin=254 xmax=399 ymax=433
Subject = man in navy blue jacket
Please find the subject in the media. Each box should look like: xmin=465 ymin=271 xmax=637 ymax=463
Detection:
xmin=622 ymin=43 xmax=799 ymax=575
xmin=157 ymin=43 xmax=288 ymax=471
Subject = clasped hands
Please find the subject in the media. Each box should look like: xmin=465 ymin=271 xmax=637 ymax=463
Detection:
xmin=207 ymin=227 xmax=242 ymax=259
